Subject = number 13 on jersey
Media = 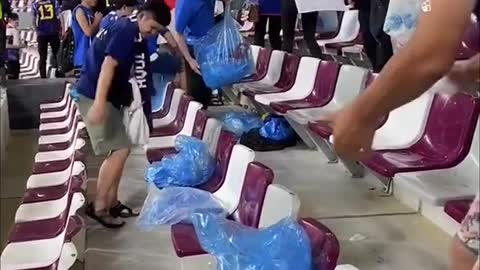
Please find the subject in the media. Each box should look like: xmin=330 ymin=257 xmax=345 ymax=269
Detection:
xmin=38 ymin=4 xmax=54 ymax=20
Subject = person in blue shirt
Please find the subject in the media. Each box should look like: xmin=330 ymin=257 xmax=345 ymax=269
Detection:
xmin=99 ymin=0 xmax=136 ymax=29
xmin=252 ymin=0 xmax=281 ymax=50
xmin=71 ymin=0 xmax=103 ymax=69
xmin=74 ymin=0 xmax=171 ymax=228
xmin=33 ymin=0 xmax=62 ymax=78
xmin=175 ymin=0 xmax=229 ymax=108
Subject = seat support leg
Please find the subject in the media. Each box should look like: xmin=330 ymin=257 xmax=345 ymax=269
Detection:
xmin=340 ymin=159 xmax=365 ymax=178
xmin=285 ymin=117 xmax=317 ymax=150
xmin=310 ymin=136 xmax=338 ymax=163
xmin=222 ymin=86 xmax=240 ymax=105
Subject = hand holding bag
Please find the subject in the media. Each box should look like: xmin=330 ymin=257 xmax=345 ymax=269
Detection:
xmin=123 ymin=79 xmax=150 ymax=146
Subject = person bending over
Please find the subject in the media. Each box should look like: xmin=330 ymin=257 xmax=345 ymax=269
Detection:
xmin=174 ymin=0 xmax=230 ymax=108
xmin=99 ymin=0 xmax=136 ymax=29
xmin=74 ymin=1 xmax=171 ymax=228
xmin=71 ymin=0 xmax=102 ymax=70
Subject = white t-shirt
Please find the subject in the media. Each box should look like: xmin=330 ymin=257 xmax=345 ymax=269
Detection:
xmin=6 ymin=26 xmax=20 ymax=47
xmin=294 ymin=0 xmax=347 ymax=14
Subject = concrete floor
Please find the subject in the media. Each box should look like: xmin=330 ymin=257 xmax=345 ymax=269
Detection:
xmin=1 ymin=130 xmax=452 ymax=270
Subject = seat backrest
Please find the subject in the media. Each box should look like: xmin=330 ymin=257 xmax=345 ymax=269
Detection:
xmin=325 ymin=65 xmax=369 ymax=109
xmin=300 ymin=218 xmax=340 ymax=270
xmin=259 ymin=50 xmax=286 ymax=85
xmin=174 ymin=95 xmax=195 ymax=130
xmin=152 ymin=83 xmax=174 ymax=116
xmin=304 ymin=61 xmax=341 ymax=105
xmin=198 ymin=131 xmax=238 ymax=192
xmin=258 ymin=184 xmax=301 ymax=228
xmin=234 ymin=162 xmax=274 ymax=228
xmin=254 ymin=48 xmax=272 ymax=80
xmin=251 ymin=45 xmax=261 ymax=66
xmin=201 ymin=118 xmax=223 ymax=156
xmin=372 ymin=92 xmax=434 ymax=150
xmin=286 ymin=57 xmax=322 ymax=98
xmin=191 ymin=110 xmax=209 ymax=139
xmin=152 ymin=88 xmax=186 ymax=128
xmin=213 ymin=145 xmax=255 ymax=214
xmin=336 ymin=10 xmax=360 ymax=41
xmin=274 ymin=53 xmax=301 ymax=89
xmin=412 ymin=93 xmax=480 ymax=163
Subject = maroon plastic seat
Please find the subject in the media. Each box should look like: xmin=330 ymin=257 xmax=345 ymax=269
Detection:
xmin=40 ymin=83 xmax=71 ymax=113
xmin=270 ymin=61 xmax=341 ymax=114
xmin=363 ymin=94 xmax=480 ymax=178
xmin=150 ymin=95 xmax=193 ymax=137
xmin=38 ymin=121 xmax=81 ymax=152
xmin=196 ymin=131 xmax=238 ymax=193
xmin=171 ymin=161 xmax=274 ymax=258
xmin=242 ymin=47 xmax=272 ymax=83
xmin=242 ymin=53 xmax=301 ymax=98
xmin=146 ymin=110 xmax=208 ymax=163
xmin=22 ymin=173 xmax=85 ymax=204
xmin=39 ymin=109 xmax=80 ymax=137
xmin=32 ymin=150 xmax=85 ymax=175
xmin=8 ymin=192 xmax=83 ymax=243
xmin=151 ymin=83 xmax=175 ymax=120
xmin=300 ymin=218 xmax=340 ymax=270
xmin=40 ymin=99 xmax=75 ymax=124
xmin=457 ymin=13 xmax=479 ymax=60
xmin=444 ymin=199 xmax=474 ymax=223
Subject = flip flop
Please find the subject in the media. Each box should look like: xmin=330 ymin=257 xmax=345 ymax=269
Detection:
xmin=110 ymin=201 xmax=140 ymax=218
xmin=86 ymin=203 xmax=125 ymax=229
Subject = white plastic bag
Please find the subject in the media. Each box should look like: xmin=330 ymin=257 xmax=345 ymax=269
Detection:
xmin=294 ymin=0 xmax=347 ymax=14
xmin=123 ymin=79 xmax=150 ymax=146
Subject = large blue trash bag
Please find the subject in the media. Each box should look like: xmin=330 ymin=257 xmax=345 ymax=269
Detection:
xmin=222 ymin=112 xmax=263 ymax=137
xmin=145 ymin=136 xmax=216 ymax=189
xmin=260 ymin=115 xmax=296 ymax=141
xmin=193 ymin=7 xmax=255 ymax=89
xmin=191 ymin=213 xmax=312 ymax=270
xmin=137 ymin=186 xmax=227 ymax=231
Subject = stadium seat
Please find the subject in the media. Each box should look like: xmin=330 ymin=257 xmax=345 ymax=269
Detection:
xmin=38 ymin=118 xmax=85 ymax=151
xmin=242 ymin=53 xmax=301 ymax=98
xmin=254 ymin=57 xmax=321 ymax=106
xmin=317 ymin=10 xmax=360 ymax=48
xmin=269 ymin=61 xmax=341 ymax=114
xmin=39 ymin=106 xmax=81 ymax=136
xmin=152 ymin=88 xmax=186 ymax=128
xmin=40 ymin=84 xmax=72 ymax=113
xmin=300 ymin=218 xmax=340 ymax=270
xmin=444 ymin=199 xmax=474 ymax=223
xmin=236 ymin=49 xmax=284 ymax=88
xmin=40 ymin=98 xmax=75 ymax=124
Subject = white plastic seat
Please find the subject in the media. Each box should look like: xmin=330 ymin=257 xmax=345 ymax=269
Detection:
xmin=250 ymin=45 xmax=261 ymax=67
xmin=235 ymin=50 xmax=286 ymax=90
xmin=286 ymin=65 xmax=369 ymax=125
xmin=258 ymin=184 xmax=301 ymax=228
xmin=39 ymin=109 xmax=79 ymax=132
xmin=152 ymin=89 xmax=186 ymax=128
xmin=40 ymin=84 xmax=72 ymax=110
xmin=371 ymin=92 xmax=434 ymax=150
xmin=395 ymin=123 xmax=480 ymax=205
xmin=212 ymin=145 xmax=255 ymax=214
xmin=38 ymin=121 xmax=85 ymax=145
xmin=40 ymin=96 xmax=73 ymax=119
xmin=201 ymin=118 xmax=223 ymax=157
xmin=254 ymin=57 xmax=320 ymax=105
xmin=15 ymin=192 xmax=70 ymax=222
xmin=34 ymin=138 xmax=84 ymax=163
xmin=2 ymin=193 xmax=84 ymax=270
xmin=147 ymin=101 xmax=203 ymax=149
xmin=27 ymin=161 xmax=85 ymax=189
xmin=317 ymin=10 xmax=360 ymax=46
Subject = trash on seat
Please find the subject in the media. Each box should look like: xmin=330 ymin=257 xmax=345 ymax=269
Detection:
xmin=145 ymin=136 xmax=216 ymax=189
xmin=241 ymin=115 xmax=297 ymax=151
xmin=191 ymin=213 xmax=312 ymax=270
xmin=222 ymin=112 xmax=263 ymax=137
xmin=136 ymin=186 xmax=226 ymax=231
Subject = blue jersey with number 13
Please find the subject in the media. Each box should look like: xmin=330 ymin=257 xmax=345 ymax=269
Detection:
xmin=33 ymin=0 xmax=61 ymax=36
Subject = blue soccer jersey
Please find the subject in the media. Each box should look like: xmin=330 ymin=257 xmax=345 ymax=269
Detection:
xmin=33 ymin=0 xmax=61 ymax=36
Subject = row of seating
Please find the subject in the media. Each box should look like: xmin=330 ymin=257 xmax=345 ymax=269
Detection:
xmin=1 ymin=83 xmax=86 ymax=270
xmin=234 ymin=43 xmax=479 ymax=227
xmin=145 ymin=83 xmax=342 ymax=270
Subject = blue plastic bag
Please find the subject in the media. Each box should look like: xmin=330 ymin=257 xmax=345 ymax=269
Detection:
xmin=145 ymin=136 xmax=216 ymax=189
xmin=222 ymin=112 xmax=263 ymax=137
xmin=136 ymin=186 xmax=226 ymax=231
xmin=192 ymin=213 xmax=312 ymax=270
xmin=260 ymin=115 xmax=296 ymax=141
xmin=193 ymin=8 xmax=255 ymax=89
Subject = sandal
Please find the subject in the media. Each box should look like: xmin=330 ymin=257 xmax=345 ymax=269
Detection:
xmin=86 ymin=203 xmax=125 ymax=229
xmin=110 ymin=201 xmax=140 ymax=218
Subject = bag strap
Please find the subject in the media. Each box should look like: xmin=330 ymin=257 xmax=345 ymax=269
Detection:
xmin=128 ymin=78 xmax=143 ymax=111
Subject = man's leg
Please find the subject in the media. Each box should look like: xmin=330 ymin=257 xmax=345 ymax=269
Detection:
xmin=254 ymin=15 xmax=268 ymax=47
xmin=268 ymin=16 xmax=283 ymax=50
xmin=49 ymin=34 xmax=61 ymax=69
xmin=301 ymin=11 xmax=323 ymax=59
xmin=280 ymin=0 xmax=298 ymax=53
xmin=37 ymin=35 xmax=48 ymax=78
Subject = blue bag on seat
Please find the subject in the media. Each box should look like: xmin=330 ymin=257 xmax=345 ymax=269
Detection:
xmin=145 ymin=136 xmax=216 ymax=189
xmin=137 ymin=186 xmax=226 ymax=231
xmin=193 ymin=8 xmax=255 ymax=89
xmin=192 ymin=213 xmax=312 ymax=270
xmin=222 ymin=112 xmax=263 ymax=137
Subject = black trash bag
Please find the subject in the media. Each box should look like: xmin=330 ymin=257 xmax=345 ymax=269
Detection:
xmin=58 ymin=28 xmax=75 ymax=74
xmin=240 ymin=128 xmax=296 ymax=152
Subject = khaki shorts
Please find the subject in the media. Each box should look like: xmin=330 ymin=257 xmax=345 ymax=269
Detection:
xmin=76 ymin=94 xmax=131 ymax=156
